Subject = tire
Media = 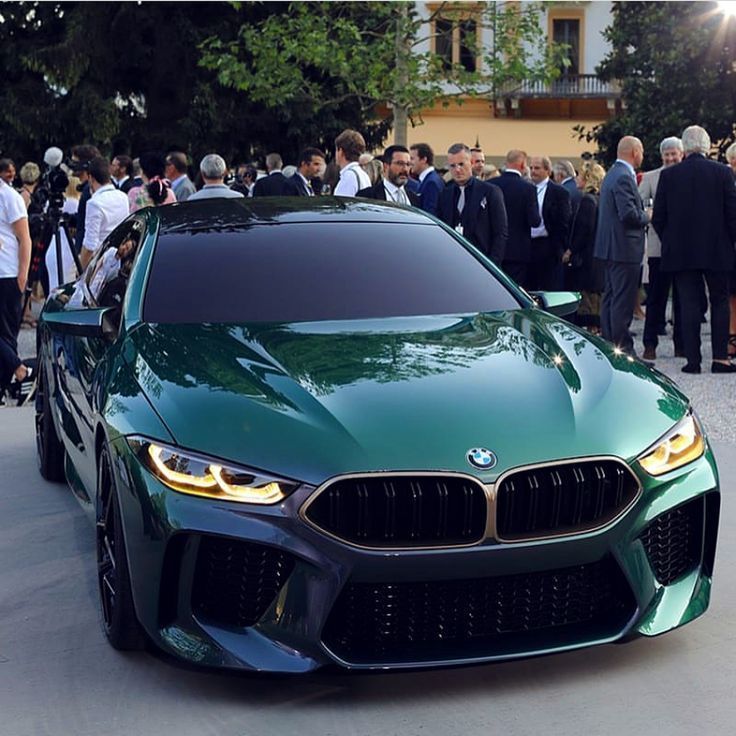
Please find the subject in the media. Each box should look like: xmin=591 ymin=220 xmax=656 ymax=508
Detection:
xmin=97 ymin=444 xmax=145 ymax=650
xmin=35 ymin=362 xmax=66 ymax=482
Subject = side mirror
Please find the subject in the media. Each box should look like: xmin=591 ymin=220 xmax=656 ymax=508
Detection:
xmin=530 ymin=291 xmax=581 ymax=317
xmin=42 ymin=307 xmax=117 ymax=340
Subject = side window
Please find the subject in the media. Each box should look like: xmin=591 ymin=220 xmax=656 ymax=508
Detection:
xmin=85 ymin=219 xmax=144 ymax=320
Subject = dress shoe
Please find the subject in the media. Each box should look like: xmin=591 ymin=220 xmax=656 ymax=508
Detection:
xmin=711 ymin=361 xmax=736 ymax=374
xmin=643 ymin=346 xmax=656 ymax=361
xmin=681 ymin=364 xmax=701 ymax=374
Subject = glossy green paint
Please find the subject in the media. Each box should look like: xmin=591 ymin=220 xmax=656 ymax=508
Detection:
xmin=125 ymin=308 xmax=689 ymax=486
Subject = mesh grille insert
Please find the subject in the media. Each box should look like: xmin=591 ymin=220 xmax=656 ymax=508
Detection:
xmin=323 ymin=556 xmax=635 ymax=663
xmin=192 ymin=536 xmax=296 ymax=628
xmin=639 ymin=498 xmax=703 ymax=585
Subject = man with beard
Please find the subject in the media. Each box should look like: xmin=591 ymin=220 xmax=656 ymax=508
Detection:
xmin=357 ymin=145 xmax=420 ymax=206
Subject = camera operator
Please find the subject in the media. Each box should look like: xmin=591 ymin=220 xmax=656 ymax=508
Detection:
xmin=79 ymin=157 xmax=129 ymax=270
xmin=70 ymin=144 xmax=101 ymax=256
xmin=0 ymin=173 xmax=33 ymax=401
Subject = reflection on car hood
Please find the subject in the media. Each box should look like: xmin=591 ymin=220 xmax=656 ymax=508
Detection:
xmin=126 ymin=310 xmax=688 ymax=485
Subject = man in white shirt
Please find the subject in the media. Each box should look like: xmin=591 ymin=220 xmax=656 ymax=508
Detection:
xmin=0 ymin=178 xmax=32 ymax=398
xmin=333 ymin=129 xmax=371 ymax=197
xmin=80 ymin=157 xmax=130 ymax=269
xmin=188 ymin=154 xmax=245 ymax=201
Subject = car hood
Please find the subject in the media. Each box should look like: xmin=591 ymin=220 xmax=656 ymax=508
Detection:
xmin=125 ymin=311 xmax=689 ymax=485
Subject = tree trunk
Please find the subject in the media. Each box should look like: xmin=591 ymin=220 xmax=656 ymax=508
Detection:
xmin=393 ymin=3 xmax=410 ymax=146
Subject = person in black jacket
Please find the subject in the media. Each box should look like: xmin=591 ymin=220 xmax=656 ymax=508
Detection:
xmin=437 ymin=143 xmax=508 ymax=267
xmin=252 ymin=153 xmax=293 ymax=197
xmin=287 ymin=148 xmax=326 ymax=196
xmin=357 ymin=145 xmax=420 ymax=206
xmin=653 ymin=125 xmax=736 ymax=373
xmin=563 ymin=161 xmax=605 ymax=330
xmin=528 ymin=156 xmax=572 ymax=291
xmin=489 ymin=149 xmax=540 ymax=286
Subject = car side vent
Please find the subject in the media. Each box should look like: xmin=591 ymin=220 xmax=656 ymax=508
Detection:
xmin=639 ymin=498 xmax=703 ymax=585
xmin=191 ymin=536 xmax=296 ymax=628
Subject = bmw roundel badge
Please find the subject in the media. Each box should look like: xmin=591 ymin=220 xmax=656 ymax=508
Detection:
xmin=467 ymin=447 xmax=497 ymax=470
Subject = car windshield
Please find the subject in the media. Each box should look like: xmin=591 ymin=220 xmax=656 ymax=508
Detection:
xmin=143 ymin=221 xmax=521 ymax=323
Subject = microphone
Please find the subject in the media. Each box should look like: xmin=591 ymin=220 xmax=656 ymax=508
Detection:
xmin=43 ymin=146 xmax=64 ymax=168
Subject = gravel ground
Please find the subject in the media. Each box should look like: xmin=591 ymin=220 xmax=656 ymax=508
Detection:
xmin=9 ymin=304 xmax=736 ymax=443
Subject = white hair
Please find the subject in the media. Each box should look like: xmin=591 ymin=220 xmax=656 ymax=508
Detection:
xmin=200 ymin=153 xmax=227 ymax=179
xmin=726 ymin=142 xmax=736 ymax=163
xmin=681 ymin=126 xmax=710 ymax=155
xmin=659 ymin=137 xmax=683 ymax=155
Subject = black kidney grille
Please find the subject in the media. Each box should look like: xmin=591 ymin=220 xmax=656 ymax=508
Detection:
xmin=305 ymin=475 xmax=487 ymax=547
xmin=639 ymin=498 xmax=704 ymax=585
xmin=191 ymin=536 xmax=296 ymax=628
xmin=496 ymin=460 xmax=639 ymax=539
xmin=323 ymin=557 xmax=634 ymax=663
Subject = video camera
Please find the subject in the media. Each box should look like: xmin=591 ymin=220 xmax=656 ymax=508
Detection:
xmin=32 ymin=147 xmax=69 ymax=216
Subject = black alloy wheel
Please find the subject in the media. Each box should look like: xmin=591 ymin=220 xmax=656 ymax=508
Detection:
xmin=96 ymin=444 xmax=145 ymax=650
xmin=35 ymin=361 xmax=65 ymax=482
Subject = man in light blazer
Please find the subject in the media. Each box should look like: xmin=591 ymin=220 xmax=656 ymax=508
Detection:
xmin=593 ymin=136 xmax=650 ymax=357
xmin=638 ymin=136 xmax=684 ymax=360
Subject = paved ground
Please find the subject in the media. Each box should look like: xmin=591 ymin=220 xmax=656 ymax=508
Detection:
xmin=1 ymin=315 xmax=735 ymax=735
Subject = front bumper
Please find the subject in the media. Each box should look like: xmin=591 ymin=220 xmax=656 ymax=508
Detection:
xmin=108 ymin=437 xmax=720 ymax=673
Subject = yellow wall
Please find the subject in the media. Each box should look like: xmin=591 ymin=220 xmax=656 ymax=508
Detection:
xmin=388 ymin=101 xmax=605 ymax=165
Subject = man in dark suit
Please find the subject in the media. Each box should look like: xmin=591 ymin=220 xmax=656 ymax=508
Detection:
xmin=287 ymin=147 xmax=326 ymax=196
xmin=653 ymin=125 xmax=736 ymax=373
xmin=553 ymin=160 xmax=582 ymax=211
xmin=437 ymin=143 xmax=507 ymax=266
xmin=252 ymin=152 xmax=292 ymax=197
xmin=593 ymin=136 xmax=650 ymax=358
xmin=528 ymin=156 xmax=572 ymax=291
xmin=409 ymin=142 xmax=445 ymax=215
xmin=357 ymin=145 xmax=420 ymax=206
xmin=489 ymin=149 xmax=540 ymax=286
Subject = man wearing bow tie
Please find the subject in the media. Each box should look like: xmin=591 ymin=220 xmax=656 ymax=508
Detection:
xmin=357 ymin=146 xmax=420 ymax=207
xmin=437 ymin=143 xmax=508 ymax=266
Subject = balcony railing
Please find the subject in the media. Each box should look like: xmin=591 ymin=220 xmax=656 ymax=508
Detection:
xmin=499 ymin=74 xmax=621 ymax=99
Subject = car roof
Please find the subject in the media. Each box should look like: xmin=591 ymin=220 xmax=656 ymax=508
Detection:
xmin=154 ymin=196 xmax=434 ymax=235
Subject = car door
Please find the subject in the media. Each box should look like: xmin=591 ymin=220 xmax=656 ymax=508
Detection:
xmin=56 ymin=218 xmax=145 ymax=497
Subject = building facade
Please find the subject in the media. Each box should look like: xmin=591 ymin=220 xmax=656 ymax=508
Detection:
xmin=392 ymin=1 xmax=618 ymax=165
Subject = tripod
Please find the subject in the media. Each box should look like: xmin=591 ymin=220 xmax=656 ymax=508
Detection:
xmin=23 ymin=208 xmax=83 ymax=318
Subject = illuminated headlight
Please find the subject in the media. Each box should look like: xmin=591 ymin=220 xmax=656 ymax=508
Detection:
xmin=127 ymin=438 xmax=298 ymax=504
xmin=637 ymin=413 xmax=705 ymax=476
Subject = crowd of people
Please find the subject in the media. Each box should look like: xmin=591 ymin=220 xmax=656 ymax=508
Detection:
xmin=1 ymin=121 xmax=735 ymax=405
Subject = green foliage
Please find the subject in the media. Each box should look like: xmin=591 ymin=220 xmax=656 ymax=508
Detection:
xmin=200 ymin=1 xmax=566 ymax=141
xmin=576 ymin=1 xmax=736 ymax=168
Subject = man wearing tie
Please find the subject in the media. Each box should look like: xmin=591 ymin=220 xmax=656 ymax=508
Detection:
xmin=357 ymin=146 xmax=420 ymax=206
xmin=437 ymin=143 xmax=508 ymax=266
xmin=287 ymin=148 xmax=326 ymax=196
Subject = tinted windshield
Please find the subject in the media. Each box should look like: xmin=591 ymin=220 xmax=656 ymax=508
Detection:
xmin=143 ymin=222 xmax=521 ymax=323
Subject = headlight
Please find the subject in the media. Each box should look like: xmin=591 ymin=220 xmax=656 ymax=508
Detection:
xmin=637 ymin=413 xmax=705 ymax=476
xmin=127 ymin=438 xmax=298 ymax=504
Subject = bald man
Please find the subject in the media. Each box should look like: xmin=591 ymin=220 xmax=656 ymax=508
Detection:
xmin=593 ymin=136 xmax=650 ymax=358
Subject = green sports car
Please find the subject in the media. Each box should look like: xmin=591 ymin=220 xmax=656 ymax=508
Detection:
xmin=35 ymin=197 xmax=719 ymax=672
